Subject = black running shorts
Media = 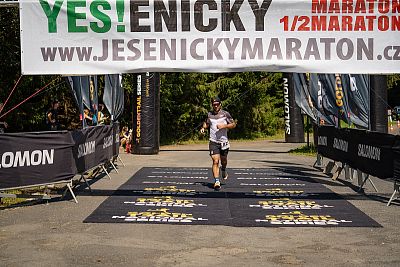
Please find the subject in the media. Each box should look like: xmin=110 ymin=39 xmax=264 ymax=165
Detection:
xmin=209 ymin=141 xmax=229 ymax=156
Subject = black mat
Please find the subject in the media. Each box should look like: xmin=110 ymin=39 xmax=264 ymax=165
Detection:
xmin=84 ymin=167 xmax=381 ymax=227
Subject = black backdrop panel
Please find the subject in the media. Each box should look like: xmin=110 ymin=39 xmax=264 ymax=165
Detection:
xmin=72 ymin=125 xmax=117 ymax=174
xmin=0 ymin=131 xmax=75 ymax=189
xmin=317 ymin=126 xmax=395 ymax=179
xmin=0 ymin=124 xmax=120 ymax=189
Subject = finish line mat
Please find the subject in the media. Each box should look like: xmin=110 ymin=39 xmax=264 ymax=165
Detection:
xmin=84 ymin=167 xmax=381 ymax=227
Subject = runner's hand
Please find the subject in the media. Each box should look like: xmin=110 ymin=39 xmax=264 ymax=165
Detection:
xmin=200 ymin=127 xmax=205 ymax=134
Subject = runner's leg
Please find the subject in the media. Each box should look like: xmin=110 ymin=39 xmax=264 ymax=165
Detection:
xmin=209 ymin=142 xmax=221 ymax=188
xmin=220 ymin=149 xmax=229 ymax=179
xmin=211 ymin=154 xmax=221 ymax=180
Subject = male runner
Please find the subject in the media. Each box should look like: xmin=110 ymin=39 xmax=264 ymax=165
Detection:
xmin=200 ymin=97 xmax=236 ymax=190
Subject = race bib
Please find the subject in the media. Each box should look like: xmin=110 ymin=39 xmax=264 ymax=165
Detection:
xmin=221 ymin=141 xmax=230 ymax=150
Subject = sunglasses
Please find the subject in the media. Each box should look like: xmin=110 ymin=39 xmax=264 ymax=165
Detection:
xmin=212 ymin=103 xmax=221 ymax=106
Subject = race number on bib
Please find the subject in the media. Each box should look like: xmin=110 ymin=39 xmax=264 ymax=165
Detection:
xmin=221 ymin=141 xmax=230 ymax=150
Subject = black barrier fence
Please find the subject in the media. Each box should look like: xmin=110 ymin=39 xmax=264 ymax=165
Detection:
xmin=0 ymin=124 xmax=120 ymax=190
xmin=316 ymin=126 xmax=397 ymax=179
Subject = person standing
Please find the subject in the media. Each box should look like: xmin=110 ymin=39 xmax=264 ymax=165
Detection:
xmin=97 ymin=104 xmax=108 ymax=125
xmin=46 ymin=100 xmax=60 ymax=131
xmin=200 ymin=97 xmax=236 ymax=190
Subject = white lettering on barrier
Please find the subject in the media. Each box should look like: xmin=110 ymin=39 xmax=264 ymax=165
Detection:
xmin=103 ymin=135 xmax=113 ymax=149
xmin=358 ymin=144 xmax=381 ymax=161
xmin=0 ymin=149 xmax=54 ymax=169
xmin=77 ymin=141 xmax=96 ymax=158
xmin=333 ymin=138 xmax=348 ymax=152
xmin=318 ymin=136 xmax=327 ymax=146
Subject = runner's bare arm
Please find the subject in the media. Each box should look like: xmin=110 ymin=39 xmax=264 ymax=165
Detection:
xmin=217 ymin=121 xmax=236 ymax=130
xmin=200 ymin=121 xmax=209 ymax=134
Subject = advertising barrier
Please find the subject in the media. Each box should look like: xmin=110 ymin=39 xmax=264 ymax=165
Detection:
xmin=317 ymin=126 xmax=396 ymax=179
xmin=0 ymin=131 xmax=75 ymax=189
xmin=0 ymin=123 xmax=120 ymax=190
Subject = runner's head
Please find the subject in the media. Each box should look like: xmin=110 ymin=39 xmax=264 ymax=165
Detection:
xmin=211 ymin=97 xmax=221 ymax=112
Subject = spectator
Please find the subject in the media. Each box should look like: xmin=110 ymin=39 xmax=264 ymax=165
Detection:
xmin=46 ymin=100 xmax=60 ymax=131
xmin=120 ymin=126 xmax=130 ymax=148
xmin=125 ymin=129 xmax=133 ymax=153
xmin=97 ymin=104 xmax=108 ymax=125
xmin=84 ymin=108 xmax=93 ymax=126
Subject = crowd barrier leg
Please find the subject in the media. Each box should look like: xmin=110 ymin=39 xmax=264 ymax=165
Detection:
xmin=332 ymin=163 xmax=344 ymax=180
xmin=324 ymin=161 xmax=336 ymax=176
xmin=62 ymin=180 xmax=78 ymax=204
xmin=102 ymin=165 xmax=112 ymax=179
xmin=357 ymin=172 xmax=378 ymax=193
xmin=387 ymin=181 xmax=399 ymax=206
xmin=313 ymin=154 xmax=323 ymax=168
xmin=116 ymin=155 xmax=125 ymax=167
xmin=77 ymin=174 xmax=92 ymax=192
xmin=344 ymin=165 xmax=352 ymax=180
xmin=109 ymin=160 xmax=119 ymax=174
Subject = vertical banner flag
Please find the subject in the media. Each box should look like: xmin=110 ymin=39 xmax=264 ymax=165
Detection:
xmin=317 ymin=74 xmax=351 ymax=125
xmin=89 ymin=76 xmax=99 ymax=125
xmin=80 ymin=76 xmax=100 ymax=125
xmin=67 ymin=76 xmax=99 ymax=127
xmin=293 ymin=73 xmax=317 ymax=122
xmin=340 ymin=74 xmax=370 ymax=129
xmin=309 ymin=73 xmax=335 ymax=126
xmin=104 ymin=74 xmax=124 ymax=122
xmin=20 ymin=0 xmax=400 ymax=74
xmin=67 ymin=76 xmax=86 ymax=127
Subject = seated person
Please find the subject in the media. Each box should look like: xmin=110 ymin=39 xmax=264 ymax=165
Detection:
xmin=120 ymin=126 xmax=130 ymax=148
xmin=125 ymin=129 xmax=133 ymax=153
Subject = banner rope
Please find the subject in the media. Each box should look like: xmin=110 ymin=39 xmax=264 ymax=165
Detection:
xmin=0 ymin=76 xmax=61 ymax=119
xmin=0 ymin=74 xmax=23 ymax=115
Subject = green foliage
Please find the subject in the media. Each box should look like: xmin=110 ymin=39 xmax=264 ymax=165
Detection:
xmin=0 ymin=8 xmax=80 ymax=131
xmin=289 ymin=144 xmax=317 ymax=157
xmin=159 ymin=72 xmax=284 ymax=144
xmin=387 ymin=74 xmax=400 ymax=107
xmin=0 ymin=190 xmax=26 ymax=207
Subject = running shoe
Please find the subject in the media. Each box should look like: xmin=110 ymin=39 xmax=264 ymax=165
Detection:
xmin=221 ymin=169 xmax=228 ymax=180
xmin=214 ymin=180 xmax=221 ymax=190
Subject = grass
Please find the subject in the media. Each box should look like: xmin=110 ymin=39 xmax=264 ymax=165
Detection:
xmin=0 ymin=190 xmax=27 ymax=207
xmin=0 ymin=185 xmax=61 ymax=208
xmin=288 ymin=144 xmax=317 ymax=157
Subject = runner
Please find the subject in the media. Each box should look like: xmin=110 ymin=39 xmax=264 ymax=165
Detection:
xmin=200 ymin=97 xmax=236 ymax=190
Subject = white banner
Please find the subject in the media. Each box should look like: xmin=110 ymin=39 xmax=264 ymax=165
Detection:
xmin=20 ymin=0 xmax=400 ymax=74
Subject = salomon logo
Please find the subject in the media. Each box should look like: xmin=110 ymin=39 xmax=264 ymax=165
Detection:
xmin=333 ymin=138 xmax=348 ymax=152
xmin=0 ymin=149 xmax=54 ymax=169
xmin=103 ymin=135 xmax=113 ymax=149
xmin=358 ymin=144 xmax=381 ymax=161
xmin=77 ymin=141 xmax=96 ymax=158
xmin=283 ymin=78 xmax=290 ymax=134
xmin=318 ymin=136 xmax=327 ymax=146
